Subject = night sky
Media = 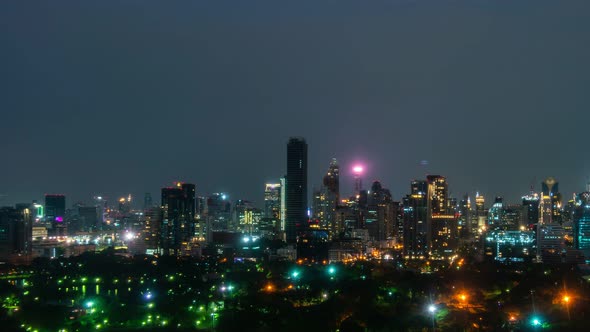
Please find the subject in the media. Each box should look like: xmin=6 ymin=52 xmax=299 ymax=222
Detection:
xmin=1 ymin=0 xmax=589 ymax=207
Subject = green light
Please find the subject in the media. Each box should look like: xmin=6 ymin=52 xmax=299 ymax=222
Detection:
xmin=328 ymin=266 xmax=336 ymax=275
xmin=85 ymin=301 xmax=94 ymax=308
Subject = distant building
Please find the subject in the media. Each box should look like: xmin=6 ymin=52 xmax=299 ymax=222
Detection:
xmin=78 ymin=206 xmax=98 ymax=232
xmin=264 ymin=183 xmax=281 ymax=220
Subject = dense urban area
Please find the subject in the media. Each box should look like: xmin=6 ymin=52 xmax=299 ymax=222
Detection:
xmin=1 ymin=138 xmax=590 ymax=331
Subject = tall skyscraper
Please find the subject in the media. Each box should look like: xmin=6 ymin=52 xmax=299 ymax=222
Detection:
xmin=522 ymin=190 xmax=540 ymax=227
xmin=324 ymin=158 xmax=340 ymax=202
xmin=365 ymin=181 xmax=395 ymax=242
xmin=312 ymin=159 xmax=340 ymax=239
xmin=403 ymin=180 xmax=428 ymax=258
xmin=541 ymin=177 xmax=562 ymax=224
xmin=426 ymin=175 xmax=457 ymax=257
xmin=352 ymin=165 xmax=364 ymax=195
xmin=286 ymin=137 xmax=308 ymax=243
xmin=160 ymin=182 xmax=196 ymax=255
xmin=475 ymin=193 xmax=486 ymax=231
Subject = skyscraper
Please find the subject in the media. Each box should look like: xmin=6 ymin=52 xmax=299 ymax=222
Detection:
xmin=264 ymin=183 xmax=281 ymax=220
xmin=403 ymin=180 xmax=428 ymax=258
xmin=426 ymin=175 xmax=457 ymax=257
xmin=541 ymin=177 xmax=562 ymax=224
xmin=522 ymin=190 xmax=540 ymax=227
xmin=312 ymin=159 xmax=340 ymax=239
xmin=0 ymin=206 xmax=32 ymax=263
xmin=286 ymin=137 xmax=308 ymax=243
xmin=365 ymin=181 xmax=395 ymax=242
xmin=160 ymin=182 xmax=196 ymax=255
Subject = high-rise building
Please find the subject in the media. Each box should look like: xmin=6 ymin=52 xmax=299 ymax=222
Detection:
xmin=487 ymin=197 xmax=504 ymax=229
xmin=403 ymin=180 xmax=428 ymax=258
xmin=264 ymin=184 xmax=281 ymax=220
xmin=324 ymin=158 xmax=340 ymax=202
xmin=365 ymin=181 xmax=395 ymax=243
xmin=522 ymin=191 xmax=540 ymax=227
xmin=312 ymin=159 xmax=340 ymax=239
xmin=286 ymin=137 xmax=308 ymax=243
xmin=426 ymin=175 xmax=457 ymax=257
xmin=541 ymin=177 xmax=562 ymax=224
xmin=160 ymin=182 xmax=196 ymax=255
xmin=457 ymin=194 xmax=471 ymax=237
xmin=280 ymin=176 xmax=287 ymax=233
xmin=203 ymin=193 xmax=232 ymax=233
xmin=474 ymin=193 xmax=486 ymax=231
xmin=574 ymin=192 xmax=590 ymax=261
xmin=0 ymin=206 xmax=33 ymax=262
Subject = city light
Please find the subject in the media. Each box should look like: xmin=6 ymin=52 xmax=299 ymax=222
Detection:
xmin=352 ymin=165 xmax=364 ymax=174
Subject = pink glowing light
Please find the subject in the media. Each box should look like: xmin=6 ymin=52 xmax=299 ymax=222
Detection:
xmin=55 ymin=216 xmax=63 ymax=222
xmin=352 ymin=165 xmax=364 ymax=174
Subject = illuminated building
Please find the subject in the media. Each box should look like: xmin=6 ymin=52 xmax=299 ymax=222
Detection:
xmin=352 ymin=165 xmax=364 ymax=194
xmin=457 ymin=194 xmax=471 ymax=237
xmin=160 ymin=182 xmax=196 ymax=255
xmin=286 ymin=137 xmax=308 ymax=243
xmin=474 ymin=193 xmax=486 ymax=232
xmin=202 ymin=193 xmax=232 ymax=240
xmin=264 ymin=183 xmax=281 ymax=220
xmin=143 ymin=207 xmax=161 ymax=251
xmin=118 ymin=195 xmax=132 ymax=214
xmin=280 ymin=176 xmax=286 ymax=233
xmin=522 ymin=191 xmax=540 ymax=227
xmin=538 ymin=223 xmax=565 ymax=264
xmin=574 ymin=192 xmax=590 ymax=261
xmin=312 ymin=159 xmax=340 ymax=239
xmin=324 ymin=158 xmax=340 ymax=202
xmin=426 ymin=175 xmax=457 ymax=257
xmin=484 ymin=230 xmax=535 ymax=263
xmin=540 ymin=177 xmax=562 ymax=224
xmin=487 ymin=197 xmax=503 ymax=229
xmin=233 ymin=200 xmax=262 ymax=235
xmin=403 ymin=180 xmax=428 ymax=258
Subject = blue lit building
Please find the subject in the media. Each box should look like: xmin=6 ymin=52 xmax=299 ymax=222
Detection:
xmin=484 ymin=230 xmax=535 ymax=263
xmin=574 ymin=192 xmax=590 ymax=261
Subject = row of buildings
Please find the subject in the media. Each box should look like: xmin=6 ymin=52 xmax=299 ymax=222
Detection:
xmin=2 ymin=137 xmax=590 ymax=264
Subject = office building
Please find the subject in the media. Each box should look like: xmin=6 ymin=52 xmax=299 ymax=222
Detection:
xmin=160 ymin=182 xmax=196 ymax=255
xmin=286 ymin=137 xmax=308 ymax=243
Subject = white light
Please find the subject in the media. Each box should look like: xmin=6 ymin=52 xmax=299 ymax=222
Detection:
xmin=428 ymin=305 xmax=436 ymax=313
xmin=125 ymin=233 xmax=134 ymax=240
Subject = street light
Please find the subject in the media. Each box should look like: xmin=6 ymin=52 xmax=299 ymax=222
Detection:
xmin=562 ymin=295 xmax=571 ymax=320
xmin=428 ymin=305 xmax=437 ymax=331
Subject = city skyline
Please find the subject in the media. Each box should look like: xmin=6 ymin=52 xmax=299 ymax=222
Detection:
xmin=2 ymin=1 xmax=590 ymax=206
